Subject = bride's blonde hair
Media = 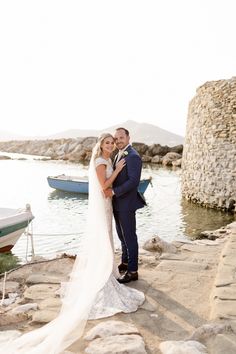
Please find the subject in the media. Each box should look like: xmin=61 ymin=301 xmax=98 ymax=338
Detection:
xmin=93 ymin=133 xmax=114 ymax=160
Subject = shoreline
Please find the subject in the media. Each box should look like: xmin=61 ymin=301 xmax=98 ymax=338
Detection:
xmin=0 ymin=138 xmax=183 ymax=168
xmin=1 ymin=222 xmax=236 ymax=353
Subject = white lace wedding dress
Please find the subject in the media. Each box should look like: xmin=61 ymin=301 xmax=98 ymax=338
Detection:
xmin=89 ymin=157 xmax=145 ymax=319
xmin=0 ymin=151 xmax=144 ymax=354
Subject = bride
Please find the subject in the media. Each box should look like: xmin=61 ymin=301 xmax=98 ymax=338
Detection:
xmin=0 ymin=133 xmax=145 ymax=354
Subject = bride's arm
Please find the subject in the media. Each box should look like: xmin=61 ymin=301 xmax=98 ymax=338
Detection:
xmin=96 ymin=160 xmax=125 ymax=190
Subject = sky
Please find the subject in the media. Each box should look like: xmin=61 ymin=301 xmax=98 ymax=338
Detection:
xmin=0 ymin=0 xmax=236 ymax=137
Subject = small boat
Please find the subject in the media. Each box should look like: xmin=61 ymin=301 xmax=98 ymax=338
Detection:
xmin=0 ymin=205 xmax=34 ymax=253
xmin=47 ymin=175 xmax=151 ymax=195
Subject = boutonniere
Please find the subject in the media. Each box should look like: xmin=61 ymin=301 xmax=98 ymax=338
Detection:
xmin=122 ymin=151 xmax=128 ymax=157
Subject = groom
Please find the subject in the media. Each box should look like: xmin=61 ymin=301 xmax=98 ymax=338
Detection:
xmin=104 ymin=127 xmax=146 ymax=283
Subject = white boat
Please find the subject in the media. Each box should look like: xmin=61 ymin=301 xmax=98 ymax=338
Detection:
xmin=0 ymin=205 xmax=34 ymax=253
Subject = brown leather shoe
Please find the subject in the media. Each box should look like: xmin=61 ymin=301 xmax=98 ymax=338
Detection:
xmin=118 ymin=263 xmax=128 ymax=273
xmin=117 ymin=271 xmax=138 ymax=283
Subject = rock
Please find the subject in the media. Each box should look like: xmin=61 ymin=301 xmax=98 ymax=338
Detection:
xmin=0 ymin=312 xmax=27 ymax=326
xmin=38 ymin=297 xmax=61 ymax=310
xmin=189 ymin=323 xmax=232 ymax=341
xmin=141 ymin=155 xmax=152 ymax=163
xmin=162 ymin=152 xmax=182 ymax=166
xmin=199 ymin=226 xmax=231 ymax=240
xmin=0 ymin=292 xmax=18 ymax=306
xmin=44 ymin=147 xmax=55 ymax=157
xmin=11 ymin=303 xmax=38 ymax=314
xmin=0 ymin=281 xmax=20 ymax=295
xmin=31 ymin=309 xmax=59 ymax=323
xmin=143 ymin=236 xmax=177 ymax=254
xmin=159 ymin=340 xmax=207 ymax=354
xmin=132 ymin=142 xmax=149 ymax=155
xmin=7 ymin=257 xmax=74 ymax=282
xmin=172 ymin=158 xmax=182 ymax=167
xmin=169 ymin=144 xmax=183 ymax=154
xmin=0 ymin=139 xmax=182 ymax=168
xmin=85 ymin=334 xmax=147 ymax=354
xmin=84 ymin=320 xmax=140 ymax=340
xmin=24 ymin=284 xmax=60 ymax=300
xmin=151 ymin=155 xmax=162 ymax=164
xmin=148 ymin=144 xmax=170 ymax=157
xmin=26 ymin=273 xmax=63 ymax=284
xmin=68 ymin=150 xmax=86 ymax=162
xmin=0 ymin=155 xmax=11 ymax=160
xmin=81 ymin=137 xmax=97 ymax=150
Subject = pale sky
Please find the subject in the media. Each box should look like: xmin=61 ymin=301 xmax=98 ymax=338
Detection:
xmin=0 ymin=0 xmax=235 ymax=137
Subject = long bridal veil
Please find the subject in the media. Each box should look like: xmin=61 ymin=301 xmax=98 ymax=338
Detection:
xmin=0 ymin=143 xmax=113 ymax=354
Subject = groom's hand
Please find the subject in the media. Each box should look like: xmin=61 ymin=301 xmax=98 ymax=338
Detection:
xmin=104 ymin=188 xmax=113 ymax=198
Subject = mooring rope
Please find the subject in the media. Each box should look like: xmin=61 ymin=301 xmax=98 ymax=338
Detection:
xmin=0 ymin=272 xmax=7 ymax=306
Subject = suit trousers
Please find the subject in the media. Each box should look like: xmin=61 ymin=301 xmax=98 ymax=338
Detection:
xmin=114 ymin=210 xmax=138 ymax=272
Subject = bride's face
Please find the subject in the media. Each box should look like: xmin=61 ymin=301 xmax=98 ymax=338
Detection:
xmin=101 ymin=137 xmax=115 ymax=155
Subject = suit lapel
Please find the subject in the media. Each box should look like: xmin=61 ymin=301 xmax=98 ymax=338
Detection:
xmin=113 ymin=153 xmax=119 ymax=168
xmin=113 ymin=146 xmax=132 ymax=168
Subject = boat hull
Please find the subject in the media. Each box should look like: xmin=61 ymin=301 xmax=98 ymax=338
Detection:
xmin=47 ymin=175 xmax=151 ymax=195
xmin=0 ymin=208 xmax=34 ymax=253
xmin=48 ymin=177 xmax=89 ymax=194
xmin=0 ymin=227 xmax=26 ymax=253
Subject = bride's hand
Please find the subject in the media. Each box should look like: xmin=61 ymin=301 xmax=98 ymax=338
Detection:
xmin=115 ymin=158 xmax=126 ymax=172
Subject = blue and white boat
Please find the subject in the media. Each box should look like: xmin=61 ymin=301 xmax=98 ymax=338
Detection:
xmin=47 ymin=175 xmax=151 ymax=195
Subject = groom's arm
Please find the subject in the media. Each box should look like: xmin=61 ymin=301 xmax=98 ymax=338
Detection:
xmin=113 ymin=155 xmax=142 ymax=197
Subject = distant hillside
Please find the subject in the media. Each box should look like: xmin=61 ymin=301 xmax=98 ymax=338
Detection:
xmin=101 ymin=120 xmax=184 ymax=146
xmin=47 ymin=120 xmax=184 ymax=146
xmin=0 ymin=120 xmax=184 ymax=146
xmin=48 ymin=129 xmax=100 ymax=139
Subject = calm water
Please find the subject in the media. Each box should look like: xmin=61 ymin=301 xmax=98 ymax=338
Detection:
xmin=0 ymin=152 xmax=235 ymax=260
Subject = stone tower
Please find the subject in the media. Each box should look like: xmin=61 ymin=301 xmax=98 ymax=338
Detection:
xmin=182 ymin=77 xmax=236 ymax=212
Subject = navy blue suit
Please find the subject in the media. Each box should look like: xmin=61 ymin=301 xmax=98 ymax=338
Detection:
xmin=112 ymin=145 xmax=145 ymax=272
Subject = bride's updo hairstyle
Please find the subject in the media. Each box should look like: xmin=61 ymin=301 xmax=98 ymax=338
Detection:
xmin=93 ymin=133 xmax=114 ymax=160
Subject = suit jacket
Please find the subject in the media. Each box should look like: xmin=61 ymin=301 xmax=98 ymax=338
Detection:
xmin=112 ymin=145 xmax=145 ymax=212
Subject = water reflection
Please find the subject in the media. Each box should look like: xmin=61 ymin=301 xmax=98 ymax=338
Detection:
xmin=181 ymin=198 xmax=235 ymax=239
xmin=48 ymin=190 xmax=88 ymax=201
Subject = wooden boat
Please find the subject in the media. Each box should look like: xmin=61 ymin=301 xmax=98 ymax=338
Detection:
xmin=0 ymin=205 xmax=34 ymax=253
xmin=47 ymin=175 xmax=151 ymax=195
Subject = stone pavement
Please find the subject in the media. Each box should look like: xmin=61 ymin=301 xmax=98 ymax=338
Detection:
xmin=1 ymin=223 xmax=236 ymax=353
xmin=207 ymin=222 xmax=236 ymax=354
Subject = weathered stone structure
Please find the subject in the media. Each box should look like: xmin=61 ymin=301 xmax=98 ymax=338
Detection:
xmin=182 ymin=77 xmax=236 ymax=212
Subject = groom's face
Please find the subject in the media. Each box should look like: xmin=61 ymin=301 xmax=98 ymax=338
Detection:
xmin=114 ymin=129 xmax=130 ymax=150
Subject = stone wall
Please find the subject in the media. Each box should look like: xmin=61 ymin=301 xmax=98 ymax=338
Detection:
xmin=182 ymin=77 xmax=236 ymax=212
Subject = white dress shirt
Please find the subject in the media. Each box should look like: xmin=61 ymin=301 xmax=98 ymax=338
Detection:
xmin=116 ymin=144 xmax=130 ymax=164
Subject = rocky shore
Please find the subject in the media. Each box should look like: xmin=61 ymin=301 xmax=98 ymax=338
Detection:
xmin=1 ymin=222 xmax=236 ymax=353
xmin=0 ymin=138 xmax=183 ymax=167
